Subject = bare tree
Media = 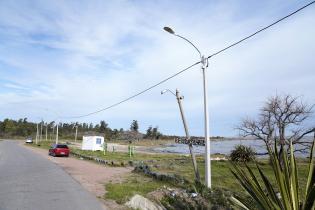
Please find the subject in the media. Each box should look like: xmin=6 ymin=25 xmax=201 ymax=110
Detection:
xmin=237 ymin=94 xmax=314 ymax=153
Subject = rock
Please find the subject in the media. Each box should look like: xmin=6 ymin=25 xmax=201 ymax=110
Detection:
xmin=125 ymin=194 xmax=164 ymax=210
xmin=191 ymin=193 xmax=198 ymax=198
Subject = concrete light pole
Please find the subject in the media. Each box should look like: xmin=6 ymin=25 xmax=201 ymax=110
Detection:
xmin=161 ymin=89 xmax=200 ymax=182
xmin=40 ymin=120 xmax=43 ymax=142
xmin=45 ymin=123 xmax=48 ymax=141
xmin=73 ymin=124 xmax=78 ymax=143
xmin=55 ymin=123 xmax=59 ymax=144
xmin=164 ymin=26 xmax=211 ymax=188
xmin=35 ymin=123 xmax=39 ymax=144
xmin=51 ymin=124 xmax=55 ymax=141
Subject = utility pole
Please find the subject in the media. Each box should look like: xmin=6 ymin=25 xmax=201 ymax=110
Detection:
xmin=162 ymin=89 xmax=200 ymax=182
xmin=40 ymin=120 xmax=43 ymax=143
xmin=35 ymin=123 xmax=39 ymax=144
xmin=175 ymin=89 xmax=200 ymax=182
xmin=55 ymin=123 xmax=59 ymax=144
xmin=163 ymin=26 xmax=211 ymax=188
xmin=52 ymin=124 xmax=55 ymax=141
xmin=45 ymin=123 xmax=48 ymax=141
xmin=201 ymin=55 xmax=211 ymax=188
xmin=75 ymin=125 xmax=78 ymax=143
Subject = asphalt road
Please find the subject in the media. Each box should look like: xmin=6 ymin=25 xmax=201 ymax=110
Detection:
xmin=0 ymin=140 xmax=105 ymax=210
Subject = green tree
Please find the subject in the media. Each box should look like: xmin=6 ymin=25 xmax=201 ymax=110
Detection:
xmin=152 ymin=126 xmax=162 ymax=139
xmin=88 ymin=123 xmax=93 ymax=130
xmin=99 ymin=121 xmax=108 ymax=133
xmin=130 ymin=120 xmax=139 ymax=132
xmin=145 ymin=126 xmax=152 ymax=139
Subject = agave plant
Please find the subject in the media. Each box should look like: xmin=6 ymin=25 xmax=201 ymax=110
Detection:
xmin=230 ymin=140 xmax=315 ymax=210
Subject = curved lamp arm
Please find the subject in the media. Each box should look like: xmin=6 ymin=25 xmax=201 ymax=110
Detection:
xmin=163 ymin=26 xmax=202 ymax=59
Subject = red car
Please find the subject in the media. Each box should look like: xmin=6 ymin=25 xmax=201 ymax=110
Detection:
xmin=49 ymin=144 xmax=70 ymax=157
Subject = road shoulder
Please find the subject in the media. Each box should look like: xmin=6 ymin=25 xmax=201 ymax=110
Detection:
xmin=21 ymin=142 xmax=132 ymax=209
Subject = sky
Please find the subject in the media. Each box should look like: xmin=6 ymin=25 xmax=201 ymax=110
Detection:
xmin=0 ymin=0 xmax=314 ymax=136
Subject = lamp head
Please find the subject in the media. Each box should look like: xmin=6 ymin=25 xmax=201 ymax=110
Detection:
xmin=163 ymin=27 xmax=175 ymax=34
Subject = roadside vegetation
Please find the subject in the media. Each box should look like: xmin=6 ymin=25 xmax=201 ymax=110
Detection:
xmin=18 ymin=94 xmax=315 ymax=208
xmin=105 ymin=173 xmax=172 ymax=204
xmin=229 ymin=144 xmax=256 ymax=162
xmin=26 ymin=138 xmax=311 ymax=208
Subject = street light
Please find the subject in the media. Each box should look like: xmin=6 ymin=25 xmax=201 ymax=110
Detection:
xmin=161 ymin=89 xmax=175 ymax=96
xmin=161 ymin=88 xmax=201 ymax=182
xmin=35 ymin=117 xmax=43 ymax=145
xmin=73 ymin=123 xmax=79 ymax=143
xmin=163 ymin=26 xmax=211 ymax=188
xmin=35 ymin=122 xmax=39 ymax=145
xmin=45 ymin=109 xmax=60 ymax=145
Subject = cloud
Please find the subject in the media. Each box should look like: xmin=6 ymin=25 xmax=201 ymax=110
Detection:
xmin=0 ymin=0 xmax=314 ymax=136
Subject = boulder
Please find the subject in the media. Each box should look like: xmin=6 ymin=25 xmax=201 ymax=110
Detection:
xmin=125 ymin=194 xmax=164 ymax=210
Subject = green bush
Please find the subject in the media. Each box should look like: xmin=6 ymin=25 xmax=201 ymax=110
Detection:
xmin=229 ymin=144 xmax=256 ymax=162
xmin=161 ymin=184 xmax=234 ymax=210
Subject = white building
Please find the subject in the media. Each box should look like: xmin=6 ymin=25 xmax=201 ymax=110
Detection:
xmin=81 ymin=136 xmax=104 ymax=151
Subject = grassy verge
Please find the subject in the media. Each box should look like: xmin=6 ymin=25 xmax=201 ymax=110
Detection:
xmin=105 ymin=172 xmax=171 ymax=204
xmin=25 ymin=140 xmax=53 ymax=149
xmin=25 ymin=139 xmax=310 ymax=204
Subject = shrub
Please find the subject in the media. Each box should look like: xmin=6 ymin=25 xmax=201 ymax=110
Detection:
xmin=230 ymin=140 xmax=315 ymax=209
xmin=161 ymin=184 xmax=233 ymax=210
xmin=229 ymin=144 xmax=256 ymax=162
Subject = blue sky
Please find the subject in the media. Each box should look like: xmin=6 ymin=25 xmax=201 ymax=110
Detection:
xmin=0 ymin=0 xmax=314 ymax=136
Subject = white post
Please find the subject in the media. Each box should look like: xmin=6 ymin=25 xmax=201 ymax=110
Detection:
xmin=75 ymin=126 xmax=78 ymax=143
xmin=56 ymin=124 xmax=59 ymax=144
xmin=202 ymin=55 xmax=211 ymax=188
xmin=163 ymin=26 xmax=211 ymax=188
xmin=176 ymin=89 xmax=200 ymax=182
xmin=40 ymin=121 xmax=43 ymax=142
xmin=45 ymin=124 xmax=48 ymax=141
xmin=35 ymin=123 xmax=39 ymax=144
xmin=52 ymin=125 xmax=55 ymax=141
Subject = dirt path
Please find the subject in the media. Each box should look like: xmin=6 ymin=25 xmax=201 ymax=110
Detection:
xmin=22 ymin=143 xmax=132 ymax=209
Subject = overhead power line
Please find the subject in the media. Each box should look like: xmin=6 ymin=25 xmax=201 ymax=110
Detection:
xmin=65 ymin=61 xmax=201 ymax=119
xmin=65 ymin=1 xmax=315 ymax=119
xmin=207 ymin=0 xmax=315 ymax=58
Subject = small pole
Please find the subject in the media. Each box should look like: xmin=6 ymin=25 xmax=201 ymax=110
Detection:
xmin=128 ymin=144 xmax=131 ymax=157
xmin=132 ymin=145 xmax=135 ymax=156
xmin=103 ymin=142 xmax=107 ymax=155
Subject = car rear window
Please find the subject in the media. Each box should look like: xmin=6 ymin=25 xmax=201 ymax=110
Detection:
xmin=56 ymin=145 xmax=68 ymax=148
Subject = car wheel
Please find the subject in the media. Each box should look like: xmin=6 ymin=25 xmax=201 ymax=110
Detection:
xmin=52 ymin=152 xmax=56 ymax=157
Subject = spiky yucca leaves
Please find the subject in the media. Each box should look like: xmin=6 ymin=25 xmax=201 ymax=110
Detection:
xmin=230 ymin=140 xmax=315 ymax=210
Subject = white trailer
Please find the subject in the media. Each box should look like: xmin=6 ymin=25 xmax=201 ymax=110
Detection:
xmin=81 ymin=136 xmax=104 ymax=151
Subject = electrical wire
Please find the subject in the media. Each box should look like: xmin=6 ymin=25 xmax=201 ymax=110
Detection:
xmin=64 ymin=1 xmax=315 ymax=119
xmin=64 ymin=61 xmax=200 ymax=119
xmin=207 ymin=0 xmax=315 ymax=59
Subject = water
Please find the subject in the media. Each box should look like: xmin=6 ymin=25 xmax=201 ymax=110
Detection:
xmin=152 ymin=139 xmax=311 ymax=157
